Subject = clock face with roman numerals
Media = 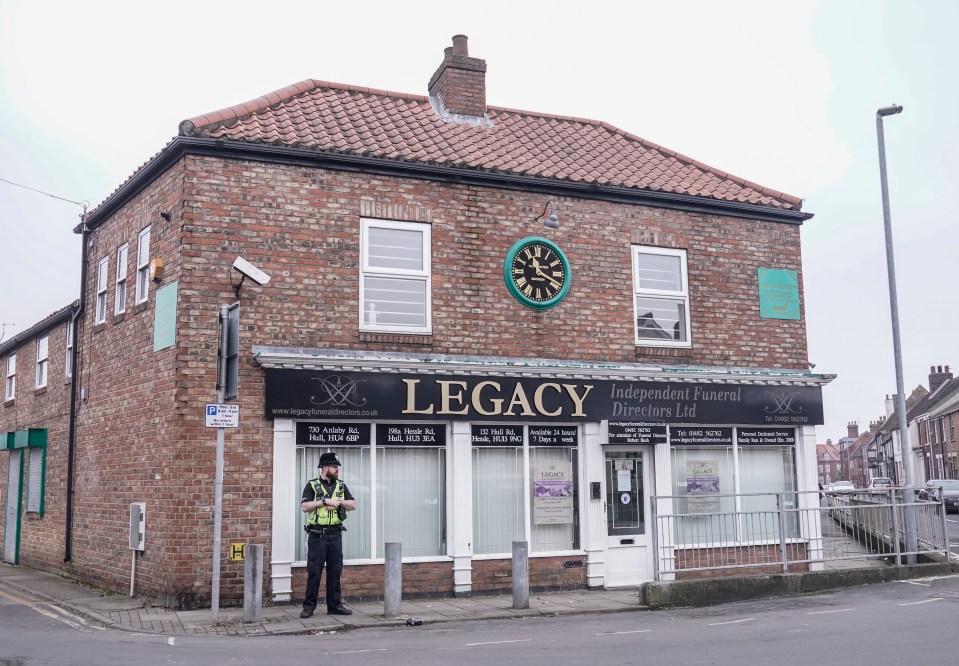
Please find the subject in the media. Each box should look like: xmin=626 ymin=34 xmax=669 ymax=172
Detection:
xmin=504 ymin=237 xmax=571 ymax=310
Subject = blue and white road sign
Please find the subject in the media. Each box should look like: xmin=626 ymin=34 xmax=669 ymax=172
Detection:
xmin=205 ymin=404 xmax=240 ymax=428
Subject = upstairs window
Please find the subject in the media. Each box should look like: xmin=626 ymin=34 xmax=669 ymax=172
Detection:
xmin=65 ymin=319 xmax=74 ymax=379
xmin=95 ymin=257 xmax=109 ymax=324
xmin=115 ymin=243 xmax=128 ymax=314
xmin=35 ymin=335 xmax=48 ymax=388
xmin=360 ymin=219 xmax=431 ymax=333
xmin=632 ymin=246 xmax=690 ymax=346
xmin=4 ymin=354 xmax=15 ymax=400
xmin=135 ymin=227 xmax=151 ymax=304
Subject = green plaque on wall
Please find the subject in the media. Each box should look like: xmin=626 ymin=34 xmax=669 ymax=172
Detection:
xmin=153 ymin=281 xmax=178 ymax=351
xmin=757 ymin=268 xmax=800 ymax=320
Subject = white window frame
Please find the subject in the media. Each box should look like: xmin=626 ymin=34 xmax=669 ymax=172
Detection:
xmin=95 ymin=256 xmax=109 ymax=324
xmin=135 ymin=227 xmax=151 ymax=304
xmin=115 ymin=243 xmax=128 ymax=315
xmin=632 ymin=245 xmax=691 ymax=347
xmin=65 ymin=319 xmax=74 ymax=379
xmin=359 ymin=218 xmax=432 ymax=334
xmin=4 ymin=353 xmax=15 ymax=401
xmin=35 ymin=335 xmax=48 ymax=389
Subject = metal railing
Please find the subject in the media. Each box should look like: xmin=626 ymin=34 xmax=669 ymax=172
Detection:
xmin=650 ymin=489 xmax=949 ymax=580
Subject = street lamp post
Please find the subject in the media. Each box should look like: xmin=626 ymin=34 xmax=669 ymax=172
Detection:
xmin=875 ymin=103 xmax=917 ymax=563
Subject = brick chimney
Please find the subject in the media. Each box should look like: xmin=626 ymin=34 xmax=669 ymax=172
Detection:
xmin=847 ymin=421 xmax=859 ymax=439
xmin=869 ymin=419 xmax=882 ymax=435
xmin=929 ymin=365 xmax=953 ymax=394
xmin=428 ymin=34 xmax=488 ymax=118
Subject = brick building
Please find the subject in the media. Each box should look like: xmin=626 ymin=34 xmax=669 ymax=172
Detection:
xmin=2 ymin=36 xmax=831 ymax=608
xmin=816 ymin=440 xmax=841 ymax=487
xmin=1 ymin=304 xmax=77 ymax=567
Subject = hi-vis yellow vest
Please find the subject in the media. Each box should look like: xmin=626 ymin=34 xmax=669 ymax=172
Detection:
xmin=306 ymin=479 xmax=345 ymax=527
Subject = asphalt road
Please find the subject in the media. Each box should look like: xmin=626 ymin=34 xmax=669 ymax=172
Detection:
xmin=3 ymin=573 xmax=959 ymax=666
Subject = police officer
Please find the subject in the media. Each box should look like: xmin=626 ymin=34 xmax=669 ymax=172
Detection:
xmin=300 ymin=451 xmax=356 ymax=618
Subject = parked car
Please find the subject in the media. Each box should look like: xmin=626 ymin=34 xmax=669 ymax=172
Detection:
xmin=868 ymin=477 xmax=893 ymax=489
xmin=828 ymin=480 xmax=856 ymax=492
xmin=918 ymin=479 xmax=959 ymax=513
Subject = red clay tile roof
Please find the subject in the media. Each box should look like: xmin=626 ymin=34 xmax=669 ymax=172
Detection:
xmin=179 ymin=80 xmax=803 ymax=211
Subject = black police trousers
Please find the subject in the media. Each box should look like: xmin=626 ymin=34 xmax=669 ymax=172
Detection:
xmin=303 ymin=531 xmax=343 ymax=612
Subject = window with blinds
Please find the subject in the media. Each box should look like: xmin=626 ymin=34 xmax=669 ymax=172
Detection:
xmin=632 ymin=246 xmax=690 ymax=346
xmin=360 ymin=219 xmax=431 ymax=333
xmin=26 ymin=445 xmax=45 ymax=514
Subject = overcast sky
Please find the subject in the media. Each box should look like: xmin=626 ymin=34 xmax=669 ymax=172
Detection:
xmin=1 ymin=0 xmax=956 ymax=443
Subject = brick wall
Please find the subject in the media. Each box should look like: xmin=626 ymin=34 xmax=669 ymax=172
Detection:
xmin=289 ymin=560 xmax=454 ymax=604
xmin=472 ymin=555 xmax=587 ymax=593
xmin=0 ymin=317 xmax=73 ymax=572
xmin=61 ymin=151 xmax=809 ymax=606
xmin=673 ymin=543 xmax=810 ymax=579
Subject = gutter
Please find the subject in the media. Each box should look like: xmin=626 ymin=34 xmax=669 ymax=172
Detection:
xmin=77 ymin=137 xmax=814 ymax=233
xmin=65 ymin=207 xmax=89 ymax=563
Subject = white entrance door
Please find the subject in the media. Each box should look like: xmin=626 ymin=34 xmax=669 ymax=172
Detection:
xmin=3 ymin=450 xmax=22 ymax=564
xmin=604 ymin=447 xmax=652 ymax=587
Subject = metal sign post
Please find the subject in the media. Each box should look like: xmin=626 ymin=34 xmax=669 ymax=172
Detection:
xmin=211 ymin=304 xmax=229 ymax=621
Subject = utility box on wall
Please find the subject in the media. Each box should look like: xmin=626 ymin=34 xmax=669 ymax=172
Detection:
xmin=129 ymin=502 xmax=145 ymax=551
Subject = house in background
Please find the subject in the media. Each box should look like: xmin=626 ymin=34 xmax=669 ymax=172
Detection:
xmin=910 ymin=366 xmax=959 ymax=482
xmin=2 ymin=35 xmax=831 ymax=609
xmin=816 ymin=439 xmax=841 ymax=487
xmin=1 ymin=303 xmax=77 ymax=567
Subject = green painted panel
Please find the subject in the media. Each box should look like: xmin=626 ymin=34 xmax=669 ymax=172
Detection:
xmin=757 ymin=268 xmax=800 ymax=320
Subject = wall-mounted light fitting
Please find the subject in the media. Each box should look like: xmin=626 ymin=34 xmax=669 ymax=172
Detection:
xmin=159 ymin=211 xmax=172 ymax=221
xmin=533 ymin=201 xmax=560 ymax=229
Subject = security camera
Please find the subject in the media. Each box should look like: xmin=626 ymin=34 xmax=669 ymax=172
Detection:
xmin=232 ymin=257 xmax=271 ymax=286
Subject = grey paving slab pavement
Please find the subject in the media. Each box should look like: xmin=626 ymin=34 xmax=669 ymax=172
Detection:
xmin=2 ymin=558 xmax=955 ymax=637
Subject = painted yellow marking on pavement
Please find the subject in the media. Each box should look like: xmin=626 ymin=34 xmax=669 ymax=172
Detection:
xmin=807 ymin=608 xmax=856 ymax=615
xmin=708 ymin=618 xmax=755 ymax=626
xmin=595 ymin=629 xmax=652 ymax=635
xmin=51 ymin=604 xmax=106 ymax=630
xmin=466 ymin=639 xmax=532 ymax=646
xmin=898 ymin=598 xmax=944 ymax=606
xmin=0 ymin=587 xmax=89 ymax=631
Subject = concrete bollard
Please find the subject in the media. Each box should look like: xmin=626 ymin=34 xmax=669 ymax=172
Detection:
xmin=512 ymin=541 xmax=529 ymax=610
xmin=243 ymin=544 xmax=263 ymax=623
xmin=384 ymin=542 xmax=402 ymax=618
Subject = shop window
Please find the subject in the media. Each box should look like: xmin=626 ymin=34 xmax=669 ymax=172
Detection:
xmin=530 ymin=444 xmax=579 ymax=552
xmin=35 ymin=335 xmax=48 ymax=389
xmin=472 ymin=444 xmax=524 ymax=555
xmin=95 ymin=257 xmax=109 ymax=324
xmin=669 ymin=445 xmax=736 ymax=545
xmin=669 ymin=430 xmax=798 ymax=546
xmin=4 ymin=353 xmax=15 ymax=401
xmin=376 ymin=446 xmax=446 ymax=557
xmin=359 ymin=219 xmax=431 ymax=333
xmin=294 ymin=424 xmax=446 ymax=562
xmin=135 ymin=227 xmax=151 ymax=304
xmin=472 ymin=426 xmax=580 ymax=555
xmin=115 ymin=243 xmax=128 ymax=315
xmin=295 ymin=446 xmax=371 ymax=562
xmin=632 ymin=246 xmax=690 ymax=346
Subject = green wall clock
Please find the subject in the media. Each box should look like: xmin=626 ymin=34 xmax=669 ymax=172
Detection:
xmin=504 ymin=236 xmax=572 ymax=310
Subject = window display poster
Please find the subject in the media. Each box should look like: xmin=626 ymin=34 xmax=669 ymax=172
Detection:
xmin=533 ymin=461 xmax=574 ymax=525
xmin=686 ymin=460 xmax=720 ymax=512
xmin=616 ymin=459 xmax=634 ymax=491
